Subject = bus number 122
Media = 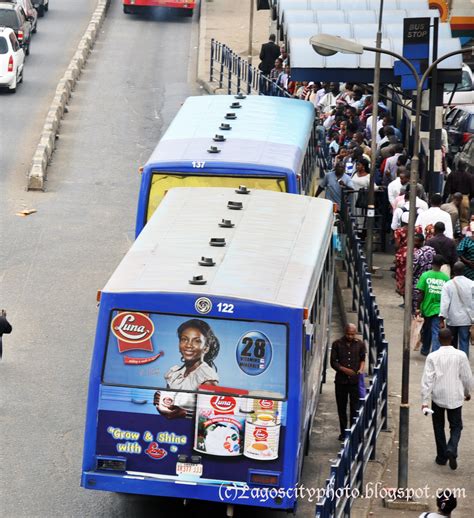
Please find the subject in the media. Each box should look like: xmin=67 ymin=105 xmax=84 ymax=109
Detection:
xmin=217 ymin=302 xmax=234 ymax=313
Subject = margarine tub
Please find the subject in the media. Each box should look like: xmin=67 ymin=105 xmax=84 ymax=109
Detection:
xmin=194 ymin=390 xmax=247 ymax=456
xmin=242 ymin=391 xmax=283 ymax=460
xmin=244 ymin=421 xmax=281 ymax=460
xmin=241 ymin=391 xmax=283 ymax=425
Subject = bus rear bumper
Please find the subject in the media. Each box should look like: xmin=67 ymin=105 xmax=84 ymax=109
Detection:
xmin=123 ymin=0 xmax=195 ymax=8
xmin=81 ymin=470 xmax=294 ymax=510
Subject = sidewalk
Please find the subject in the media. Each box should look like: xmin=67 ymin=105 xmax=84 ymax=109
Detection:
xmin=367 ymin=253 xmax=474 ymax=516
xmin=197 ymin=0 xmax=272 ymax=91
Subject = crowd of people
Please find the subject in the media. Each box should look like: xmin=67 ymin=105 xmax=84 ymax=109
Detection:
xmin=259 ymin=34 xmax=473 ymax=510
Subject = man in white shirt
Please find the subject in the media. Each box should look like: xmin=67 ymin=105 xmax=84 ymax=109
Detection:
xmin=318 ymin=82 xmax=341 ymax=114
xmin=365 ymin=114 xmax=384 ymax=143
xmin=416 ymin=193 xmax=454 ymax=239
xmin=421 ymin=328 xmax=473 ymax=469
xmin=440 ymin=262 xmax=474 ymax=357
xmin=391 ymin=187 xmax=428 ymax=231
xmin=388 ymin=168 xmax=410 ymax=208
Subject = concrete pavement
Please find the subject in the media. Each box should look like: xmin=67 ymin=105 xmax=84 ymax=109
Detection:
xmin=197 ymin=0 xmax=271 ymax=92
xmin=367 ymin=253 xmax=474 ymax=516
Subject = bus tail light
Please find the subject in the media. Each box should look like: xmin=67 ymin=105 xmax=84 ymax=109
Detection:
xmin=248 ymin=470 xmax=280 ymax=486
xmin=96 ymin=456 xmax=127 ymax=472
xmin=96 ymin=290 xmax=102 ymax=302
xmin=138 ymin=166 xmax=144 ymax=175
xmin=7 ymin=55 xmax=13 ymax=72
xmin=17 ymin=30 xmax=24 ymax=42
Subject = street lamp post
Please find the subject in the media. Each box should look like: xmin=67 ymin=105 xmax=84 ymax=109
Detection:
xmin=366 ymin=0 xmax=384 ymax=273
xmin=310 ymin=33 xmax=471 ymax=491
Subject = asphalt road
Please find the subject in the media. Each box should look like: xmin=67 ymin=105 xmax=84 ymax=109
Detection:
xmin=0 ymin=0 xmax=97 ymax=193
xmin=0 ymin=2 xmax=204 ymax=516
xmin=0 ymin=2 xmax=340 ymax=516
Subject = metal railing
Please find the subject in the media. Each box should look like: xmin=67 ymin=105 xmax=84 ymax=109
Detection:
xmin=209 ymin=39 xmax=293 ymax=97
xmin=315 ymin=191 xmax=389 ymax=517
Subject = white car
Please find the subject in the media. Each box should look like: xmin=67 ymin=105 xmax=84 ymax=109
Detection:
xmin=443 ymin=63 xmax=474 ymax=107
xmin=0 ymin=26 xmax=24 ymax=92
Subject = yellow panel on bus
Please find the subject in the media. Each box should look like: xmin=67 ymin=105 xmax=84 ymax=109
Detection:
xmin=146 ymin=173 xmax=287 ymax=222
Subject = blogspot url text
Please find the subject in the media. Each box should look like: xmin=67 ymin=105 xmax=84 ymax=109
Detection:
xmin=218 ymin=482 xmax=466 ymax=504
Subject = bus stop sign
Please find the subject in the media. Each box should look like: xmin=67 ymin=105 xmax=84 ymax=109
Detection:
xmin=397 ymin=17 xmax=431 ymax=90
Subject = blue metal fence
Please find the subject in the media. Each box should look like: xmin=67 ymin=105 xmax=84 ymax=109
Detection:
xmin=209 ymin=39 xmax=292 ymax=97
xmin=315 ymin=191 xmax=389 ymax=517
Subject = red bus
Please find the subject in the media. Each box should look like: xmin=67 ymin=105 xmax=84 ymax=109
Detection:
xmin=123 ymin=0 xmax=195 ymax=16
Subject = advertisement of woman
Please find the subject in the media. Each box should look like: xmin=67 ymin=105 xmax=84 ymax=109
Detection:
xmin=154 ymin=319 xmax=220 ymax=419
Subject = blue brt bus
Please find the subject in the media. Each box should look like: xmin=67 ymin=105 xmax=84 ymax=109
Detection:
xmin=135 ymin=95 xmax=319 ymax=236
xmin=83 ymin=187 xmax=334 ymax=513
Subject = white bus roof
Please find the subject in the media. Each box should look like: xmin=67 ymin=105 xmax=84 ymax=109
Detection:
xmin=104 ymin=188 xmax=334 ymax=309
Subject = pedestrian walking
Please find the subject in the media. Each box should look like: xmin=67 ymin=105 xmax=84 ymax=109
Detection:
xmin=443 ymin=162 xmax=474 ymax=230
xmin=440 ymin=262 xmax=473 ymax=357
xmin=330 ymin=323 xmax=366 ymax=441
xmin=416 ymin=255 xmax=450 ymax=356
xmin=426 ymin=221 xmax=458 ymax=275
xmin=416 ymin=193 xmax=454 ymax=239
xmin=0 ymin=309 xmax=12 ymax=359
xmin=421 ymin=328 xmax=473 ymax=470
xmin=258 ymin=34 xmax=280 ymax=76
xmin=457 ymin=228 xmax=474 ymax=280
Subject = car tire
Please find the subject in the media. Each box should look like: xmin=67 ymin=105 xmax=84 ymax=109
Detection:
xmin=19 ymin=67 xmax=24 ymax=84
xmin=25 ymin=42 xmax=30 ymax=56
xmin=44 ymin=1 xmax=49 ymax=11
xmin=33 ymin=23 xmax=37 ymax=34
xmin=123 ymin=5 xmax=131 ymax=14
xmin=38 ymin=5 xmax=44 ymax=17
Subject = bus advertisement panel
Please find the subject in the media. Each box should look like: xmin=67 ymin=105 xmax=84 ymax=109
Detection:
xmin=95 ymin=310 xmax=289 ymax=489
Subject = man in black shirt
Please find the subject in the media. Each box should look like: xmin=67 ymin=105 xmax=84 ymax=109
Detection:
xmin=258 ymin=34 xmax=281 ymax=76
xmin=428 ymin=222 xmax=458 ymax=273
xmin=330 ymin=323 xmax=366 ymax=440
xmin=443 ymin=163 xmax=474 ymax=230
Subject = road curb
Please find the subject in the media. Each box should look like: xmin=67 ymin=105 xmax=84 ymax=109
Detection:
xmin=27 ymin=0 xmax=111 ymax=190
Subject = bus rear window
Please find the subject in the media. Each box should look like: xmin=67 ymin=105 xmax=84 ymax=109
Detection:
xmin=103 ymin=311 xmax=287 ymax=399
xmin=146 ymin=173 xmax=287 ymax=222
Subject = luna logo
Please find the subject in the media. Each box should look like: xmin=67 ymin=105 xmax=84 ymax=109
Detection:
xmin=254 ymin=427 xmax=268 ymax=441
xmin=111 ymin=312 xmax=155 ymax=355
xmin=145 ymin=442 xmax=167 ymax=460
xmin=112 ymin=312 xmax=154 ymax=343
xmin=259 ymin=400 xmax=274 ymax=410
xmin=210 ymin=396 xmax=236 ymax=414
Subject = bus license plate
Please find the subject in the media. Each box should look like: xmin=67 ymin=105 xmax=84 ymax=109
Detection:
xmin=176 ymin=463 xmax=203 ymax=476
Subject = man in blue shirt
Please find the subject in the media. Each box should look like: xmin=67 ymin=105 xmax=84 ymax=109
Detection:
xmin=316 ymin=163 xmax=355 ymax=209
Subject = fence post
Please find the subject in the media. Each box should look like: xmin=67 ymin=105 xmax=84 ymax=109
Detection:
xmin=237 ymin=57 xmax=241 ymax=95
xmin=248 ymin=63 xmax=253 ymax=95
xmin=227 ymin=48 xmax=232 ymax=94
xmin=210 ymin=38 xmax=214 ymax=83
xmin=219 ymin=42 xmax=224 ymax=89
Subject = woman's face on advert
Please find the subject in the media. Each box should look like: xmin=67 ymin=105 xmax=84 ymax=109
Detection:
xmin=179 ymin=327 xmax=208 ymax=362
